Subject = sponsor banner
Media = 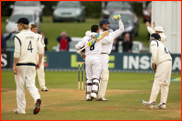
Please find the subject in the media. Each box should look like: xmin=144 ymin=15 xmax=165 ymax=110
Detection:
xmin=44 ymin=52 xmax=181 ymax=73
xmin=1 ymin=51 xmax=181 ymax=73
xmin=1 ymin=51 xmax=11 ymax=68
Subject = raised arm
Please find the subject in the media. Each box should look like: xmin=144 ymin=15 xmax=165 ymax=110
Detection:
xmin=146 ymin=22 xmax=155 ymax=35
xmin=110 ymin=14 xmax=124 ymax=39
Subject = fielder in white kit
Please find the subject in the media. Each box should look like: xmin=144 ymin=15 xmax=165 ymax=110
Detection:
xmin=141 ymin=33 xmax=172 ymax=109
xmin=85 ymin=14 xmax=124 ymax=101
xmin=30 ymin=24 xmax=48 ymax=91
xmin=76 ymin=25 xmax=113 ymax=101
xmin=13 ymin=18 xmax=43 ymax=114
xmin=146 ymin=22 xmax=167 ymax=46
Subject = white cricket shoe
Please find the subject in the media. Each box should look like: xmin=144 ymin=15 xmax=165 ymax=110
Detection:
xmin=141 ymin=100 xmax=155 ymax=109
xmin=14 ymin=109 xmax=26 ymax=114
xmin=96 ymin=97 xmax=108 ymax=101
xmin=86 ymin=97 xmax=93 ymax=101
xmin=90 ymin=93 xmax=97 ymax=100
xmin=155 ymin=103 xmax=166 ymax=109
xmin=41 ymin=87 xmax=48 ymax=91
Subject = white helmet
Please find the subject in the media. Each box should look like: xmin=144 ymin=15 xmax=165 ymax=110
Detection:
xmin=154 ymin=26 xmax=164 ymax=32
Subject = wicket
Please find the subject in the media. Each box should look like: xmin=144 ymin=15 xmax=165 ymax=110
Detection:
xmin=78 ymin=62 xmax=85 ymax=89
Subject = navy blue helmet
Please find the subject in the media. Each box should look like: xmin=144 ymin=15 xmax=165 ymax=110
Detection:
xmin=99 ymin=19 xmax=110 ymax=27
xmin=151 ymin=33 xmax=161 ymax=41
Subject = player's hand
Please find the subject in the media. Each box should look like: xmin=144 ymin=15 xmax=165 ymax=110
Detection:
xmin=77 ymin=51 xmax=86 ymax=60
xmin=112 ymin=14 xmax=121 ymax=21
xmin=153 ymin=22 xmax=155 ymax=28
xmin=92 ymin=33 xmax=101 ymax=40
xmin=152 ymin=63 xmax=157 ymax=71
xmin=82 ymin=54 xmax=86 ymax=60
xmin=146 ymin=22 xmax=150 ymax=27
xmin=13 ymin=66 xmax=18 ymax=75
xmin=36 ymin=63 xmax=41 ymax=70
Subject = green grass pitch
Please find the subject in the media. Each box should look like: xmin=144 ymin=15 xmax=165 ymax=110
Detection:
xmin=1 ymin=71 xmax=181 ymax=120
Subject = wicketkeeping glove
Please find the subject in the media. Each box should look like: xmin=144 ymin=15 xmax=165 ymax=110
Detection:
xmin=112 ymin=14 xmax=121 ymax=21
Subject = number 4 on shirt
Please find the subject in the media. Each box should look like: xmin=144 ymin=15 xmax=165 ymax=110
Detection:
xmin=28 ymin=41 xmax=33 ymax=53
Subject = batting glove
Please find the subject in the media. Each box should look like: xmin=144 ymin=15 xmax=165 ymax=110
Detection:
xmin=87 ymin=40 xmax=96 ymax=47
xmin=92 ymin=33 xmax=101 ymax=40
xmin=112 ymin=14 xmax=121 ymax=21
xmin=78 ymin=51 xmax=86 ymax=60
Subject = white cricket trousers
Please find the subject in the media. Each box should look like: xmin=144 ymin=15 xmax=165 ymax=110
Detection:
xmin=100 ymin=54 xmax=109 ymax=71
xmin=15 ymin=66 xmax=40 ymax=113
xmin=149 ymin=61 xmax=172 ymax=104
xmin=85 ymin=55 xmax=101 ymax=80
xmin=37 ymin=58 xmax=46 ymax=89
xmin=85 ymin=55 xmax=101 ymax=98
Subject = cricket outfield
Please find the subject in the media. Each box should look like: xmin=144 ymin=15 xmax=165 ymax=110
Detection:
xmin=1 ymin=71 xmax=181 ymax=120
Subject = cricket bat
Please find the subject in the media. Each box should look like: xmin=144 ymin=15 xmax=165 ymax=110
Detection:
xmin=77 ymin=31 xmax=109 ymax=53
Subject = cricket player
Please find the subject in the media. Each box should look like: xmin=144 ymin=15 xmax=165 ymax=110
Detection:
xmin=146 ymin=22 xmax=167 ymax=46
xmin=141 ymin=33 xmax=172 ymax=109
xmin=85 ymin=14 xmax=124 ymax=101
xmin=76 ymin=25 xmax=113 ymax=101
xmin=31 ymin=24 xmax=48 ymax=91
xmin=13 ymin=18 xmax=43 ymax=114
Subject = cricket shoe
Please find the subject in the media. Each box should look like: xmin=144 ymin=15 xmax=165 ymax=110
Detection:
xmin=33 ymin=99 xmax=41 ymax=114
xmin=41 ymin=88 xmax=48 ymax=91
xmin=155 ymin=103 xmax=166 ymax=109
xmin=96 ymin=98 xmax=108 ymax=101
xmin=141 ymin=100 xmax=155 ymax=109
xmin=86 ymin=97 xmax=94 ymax=101
xmin=14 ymin=109 xmax=26 ymax=114
xmin=90 ymin=93 xmax=97 ymax=100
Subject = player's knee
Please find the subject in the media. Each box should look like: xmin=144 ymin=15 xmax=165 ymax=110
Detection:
xmin=92 ymin=78 xmax=100 ymax=92
xmin=93 ymin=78 xmax=100 ymax=86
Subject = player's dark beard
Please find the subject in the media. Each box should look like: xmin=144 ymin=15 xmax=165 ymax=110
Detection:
xmin=102 ymin=26 xmax=109 ymax=31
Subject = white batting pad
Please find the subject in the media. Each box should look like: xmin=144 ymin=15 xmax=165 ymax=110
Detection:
xmin=98 ymin=70 xmax=109 ymax=98
xmin=90 ymin=79 xmax=100 ymax=98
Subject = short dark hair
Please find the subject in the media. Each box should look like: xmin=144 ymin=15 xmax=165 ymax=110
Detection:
xmin=91 ymin=25 xmax=99 ymax=32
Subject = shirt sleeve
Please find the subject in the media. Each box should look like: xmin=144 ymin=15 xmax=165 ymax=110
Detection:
xmin=57 ymin=36 xmax=61 ymax=42
xmin=147 ymin=27 xmax=155 ymax=35
xmin=68 ymin=36 xmax=72 ymax=42
xmin=37 ymin=37 xmax=44 ymax=54
xmin=40 ymin=35 xmax=45 ymax=47
xmin=85 ymin=31 xmax=92 ymax=37
xmin=13 ymin=37 xmax=21 ymax=58
xmin=5 ymin=33 xmax=12 ymax=41
xmin=75 ymin=37 xmax=85 ymax=50
xmin=150 ymin=41 xmax=158 ymax=63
